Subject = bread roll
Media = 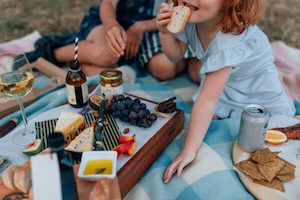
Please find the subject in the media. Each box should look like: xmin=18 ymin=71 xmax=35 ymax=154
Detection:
xmin=88 ymin=178 xmax=110 ymax=200
xmin=167 ymin=5 xmax=191 ymax=33
xmin=14 ymin=164 xmax=32 ymax=193
xmin=2 ymin=165 xmax=17 ymax=190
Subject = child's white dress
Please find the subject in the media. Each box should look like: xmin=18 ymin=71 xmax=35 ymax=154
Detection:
xmin=175 ymin=25 xmax=295 ymax=118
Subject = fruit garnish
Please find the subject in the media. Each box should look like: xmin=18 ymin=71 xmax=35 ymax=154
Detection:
xmin=112 ymin=134 xmax=136 ymax=157
xmin=22 ymin=139 xmax=42 ymax=155
xmin=89 ymin=94 xmax=104 ymax=110
xmin=265 ymin=130 xmax=287 ymax=145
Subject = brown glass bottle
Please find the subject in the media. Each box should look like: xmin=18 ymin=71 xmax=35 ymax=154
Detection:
xmin=65 ymin=61 xmax=88 ymax=108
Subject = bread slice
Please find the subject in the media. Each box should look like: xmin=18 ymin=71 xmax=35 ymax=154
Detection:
xmin=88 ymin=178 xmax=110 ymax=200
xmin=65 ymin=126 xmax=94 ymax=152
xmin=14 ymin=164 xmax=31 ymax=193
xmin=2 ymin=165 xmax=17 ymax=190
xmin=54 ymin=112 xmax=84 ymax=138
xmin=167 ymin=5 xmax=191 ymax=33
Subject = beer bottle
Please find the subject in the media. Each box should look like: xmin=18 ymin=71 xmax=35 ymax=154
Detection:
xmin=66 ymin=61 xmax=88 ymax=108
xmin=48 ymin=132 xmax=79 ymax=200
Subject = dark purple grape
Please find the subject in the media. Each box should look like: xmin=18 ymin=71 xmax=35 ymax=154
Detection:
xmin=112 ymin=112 xmax=117 ymax=117
xmin=125 ymin=96 xmax=132 ymax=101
xmin=133 ymin=98 xmax=141 ymax=105
xmin=149 ymin=113 xmax=157 ymax=122
xmin=138 ymin=110 xmax=146 ymax=119
xmin=111 ymin=103 xmax=117 ymax=112
xmin=147 ymin=120 xmax=152 ymax=127
xmin=116 ymin=94 xmax=125 ymax=101
xmin=120 ymin=116 xmax=129 ymax=122
xmin=121 ymin=109 xmax=129 ymax=117
xmin=125 ymin=99 xmax=133 ymax=108
xmin=128 ymin=111 xmax=138 ymax=120
xmin=145 ymin=109 xmax=150 ymax=115
xmin=117 ymin=102 xmax=126 ymax=110
xmin=139 ymin=103 xmax=146 ymax=110
xmin=142 ymin=121 xmax=149 ymax=128
xmin=132 ymin=104 xmax=140 ymax=113
xmin=115 ymin=110 xmax=122 ymax=118
xmin=137 ymin=119 xmax=143 ymax=127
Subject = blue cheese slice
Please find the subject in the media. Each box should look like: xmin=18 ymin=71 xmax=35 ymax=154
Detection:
xmin=65 ymin=126 xmax=94 ymax=152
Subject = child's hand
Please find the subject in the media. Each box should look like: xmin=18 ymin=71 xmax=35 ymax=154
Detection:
xmin=156 ymin=3 xmax=173 ymax=34
xmin=105 ymin=25 xmax=127 ymax=58
xmin=163 ymin=149 xmax=196 ymax=183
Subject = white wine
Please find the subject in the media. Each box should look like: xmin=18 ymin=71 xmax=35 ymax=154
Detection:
xmin=0 ymin=71 xmax=34 ymax=98
xmin=66 ymin=61 xmax=88 ymax=108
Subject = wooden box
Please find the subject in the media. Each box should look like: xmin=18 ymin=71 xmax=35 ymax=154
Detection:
xmin=117 ymin=95 xmax=184 ymax=198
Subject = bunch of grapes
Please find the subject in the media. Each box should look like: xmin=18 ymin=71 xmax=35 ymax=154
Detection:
xmin=105 ymin=94 xmax=157 ymax=128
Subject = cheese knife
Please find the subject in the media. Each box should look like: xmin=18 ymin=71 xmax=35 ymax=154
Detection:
xmin=94 ymin=100 xmax=106 ymax=151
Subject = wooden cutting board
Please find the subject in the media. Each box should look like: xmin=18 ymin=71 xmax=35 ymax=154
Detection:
xmin=232 ymin=140 xmax=286 ymax=200
xmin=0 ymin=164 xmax=121 ymax=200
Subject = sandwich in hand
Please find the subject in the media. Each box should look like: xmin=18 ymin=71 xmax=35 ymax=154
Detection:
xmin=167 ymin=5 xmax=191 ymax=33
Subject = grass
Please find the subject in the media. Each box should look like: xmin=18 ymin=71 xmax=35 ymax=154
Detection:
xmin=0 ymin=0 xmax=300 ymax=49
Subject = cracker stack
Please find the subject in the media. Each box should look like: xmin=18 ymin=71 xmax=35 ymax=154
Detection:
xmin=235 ymin=148 xmax=296 ymax=192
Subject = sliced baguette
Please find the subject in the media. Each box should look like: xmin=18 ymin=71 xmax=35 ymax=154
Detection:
xmin=54 ymin=112 xmax=85 ymax=138
xmin=167 ymin=5 xmax=191 ymax=33
xmin=2 ymin=165 xmax=17 ymax=190
xmin=14 ymin=163 xmax=31 ymax=193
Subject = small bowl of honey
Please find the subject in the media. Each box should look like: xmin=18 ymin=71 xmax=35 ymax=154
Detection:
xmin=78 ymin=151 xmax=117 ymax=181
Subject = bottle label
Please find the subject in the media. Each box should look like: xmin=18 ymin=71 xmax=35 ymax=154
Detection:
xmin=66 ymin=82 xmax=88 ymax=105
xmin=100 ymin=85 xmax=124 ymax=99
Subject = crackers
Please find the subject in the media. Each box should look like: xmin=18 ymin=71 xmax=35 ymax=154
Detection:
xmin=235 ymin=148 xmax=296 ymax=192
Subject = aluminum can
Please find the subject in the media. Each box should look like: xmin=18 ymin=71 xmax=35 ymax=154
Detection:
xmin=237 ymin=104 xmax=269 ymax=152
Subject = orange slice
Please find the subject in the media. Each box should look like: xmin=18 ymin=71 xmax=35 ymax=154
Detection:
xmin=265 ymin=130 xmax=287 ymax=145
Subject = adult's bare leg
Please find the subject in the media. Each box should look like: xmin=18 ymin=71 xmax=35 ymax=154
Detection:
xmin=54 ymin=25 xmax=118 ymax=67
xmin=147 ymin=52 xmax=186 ymax=81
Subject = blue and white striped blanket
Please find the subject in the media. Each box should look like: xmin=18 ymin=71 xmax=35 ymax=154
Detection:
xmin=1 ymin=72 xmax=299 ymax=200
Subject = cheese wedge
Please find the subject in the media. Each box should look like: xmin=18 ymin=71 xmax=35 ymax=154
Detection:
xmin=65 ymin=126 xmax=94 ymax=152
xmin=54 ymin=112 xmax=84 ymax=138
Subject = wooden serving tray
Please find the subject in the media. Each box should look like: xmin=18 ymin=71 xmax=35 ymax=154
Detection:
xmin=0 ymin=58 xmax=66 ymax=118
xmin=0 ymin=165 xmax=121 ymax=200
xmin=118 ymin=94 xmax=184 ymax=198
xmin=232 ymin=140 xmax=286 ymax=200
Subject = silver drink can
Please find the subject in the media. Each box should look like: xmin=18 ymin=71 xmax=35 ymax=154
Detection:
xmin=237 ymin=104 xmax=269 ymax=152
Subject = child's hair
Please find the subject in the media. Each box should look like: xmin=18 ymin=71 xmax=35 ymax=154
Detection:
xmin=221 ymin=0 xmax=263 ymax=34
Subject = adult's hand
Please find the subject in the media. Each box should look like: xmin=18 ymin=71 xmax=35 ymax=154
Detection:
xmin=125 ymin=22 xmax=144 ymax=59
xmin=105 ymin=25 xmax=127 ymax=58
xmin=163 ymin=149 xmax=196 ymax=183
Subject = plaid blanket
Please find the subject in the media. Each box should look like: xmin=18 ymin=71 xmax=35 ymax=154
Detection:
xmin=1 ymin=72 xmax=299 ymax=199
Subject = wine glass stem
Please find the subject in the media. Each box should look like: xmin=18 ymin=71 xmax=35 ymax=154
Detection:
xmin=18 ymin=98 xmax=28 ymax=131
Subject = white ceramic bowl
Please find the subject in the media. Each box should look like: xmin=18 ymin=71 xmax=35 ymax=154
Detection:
xmin=78 ymin=151 xmax=117 ymax=181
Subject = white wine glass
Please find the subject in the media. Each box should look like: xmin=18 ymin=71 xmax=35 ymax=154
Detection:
xmin=0 ymin=53 xmax=35 ymax=146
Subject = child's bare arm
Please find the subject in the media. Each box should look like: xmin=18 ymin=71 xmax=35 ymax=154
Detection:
xmin=163 ymin=66 xmax=232 ymax=183
xmin=156 ymin=2 xmax=187 ymax=62
xmin=184 ymin=66 xmax=232 ymax=152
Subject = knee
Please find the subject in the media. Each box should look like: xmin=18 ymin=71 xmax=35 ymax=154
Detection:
xmin=148 ymin=61 xmax=177 ymax=81
xmin=91 ymin=47 xmax=118 ymax=67
xmin=147 ymin=53 xmax=184 ymax=81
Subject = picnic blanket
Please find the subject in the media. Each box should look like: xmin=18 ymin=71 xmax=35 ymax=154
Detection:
xmin=0 ymin=33 xmax=300 ymax=199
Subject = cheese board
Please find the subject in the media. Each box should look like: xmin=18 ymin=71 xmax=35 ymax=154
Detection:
xmin=232 ymin=115 xmax=300 ymax=200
